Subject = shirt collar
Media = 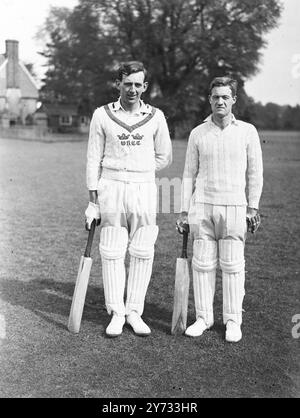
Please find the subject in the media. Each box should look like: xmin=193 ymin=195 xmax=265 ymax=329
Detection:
xmin=204 ymin=114 xmax=238 ymax=126
xmin=112 ymin=98 xmax=152 ymax=115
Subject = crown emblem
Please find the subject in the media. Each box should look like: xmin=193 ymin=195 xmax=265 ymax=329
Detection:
xmin=117 ymin=133 xmax=130 ymax=140
xmin=131 ymin=133 xmax=144 ymax=140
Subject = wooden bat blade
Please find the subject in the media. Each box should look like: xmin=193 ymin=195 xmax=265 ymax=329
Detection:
xmin=171 ymin=258 xmax=190 ymax=335
xmin=68 ymin=256 xmax=93 ymax=333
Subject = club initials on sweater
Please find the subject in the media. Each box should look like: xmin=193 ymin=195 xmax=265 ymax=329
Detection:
xmin=117 ymin=132 xmax=144 ymax=146
xmin=104 ymin=104 xmax=156 ymax=146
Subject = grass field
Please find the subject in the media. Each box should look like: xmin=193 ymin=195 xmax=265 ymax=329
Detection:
xmin=0 ymin=131 xmax=299 ymax=398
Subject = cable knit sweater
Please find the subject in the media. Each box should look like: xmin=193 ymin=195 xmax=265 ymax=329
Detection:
xmin=181 ymin=114 xmax=263 ymax=212
xmin=86 ymin=99 xmax=172 ymax=189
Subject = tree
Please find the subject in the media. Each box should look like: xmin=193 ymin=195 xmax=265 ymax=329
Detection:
xmin=39 ymin=0 xmax=282 ymax=135
xmin=281 ymin=105 xmax=300 ymax=130
xmin=38 ymin=7 xmax=75 ymax=104
xmin=39 ymin=4 xmax=114 ymax=112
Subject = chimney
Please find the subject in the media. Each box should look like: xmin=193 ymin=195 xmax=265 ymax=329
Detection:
xmin=5 ymin=39 xmax=20 ymax=88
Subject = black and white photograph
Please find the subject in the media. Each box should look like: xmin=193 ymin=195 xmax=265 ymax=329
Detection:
xmin=0 ymin=0 xmax=299 ymax=402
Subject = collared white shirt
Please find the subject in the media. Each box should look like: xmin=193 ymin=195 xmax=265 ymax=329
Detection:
xmin=86 ymin=99 xmax=172 ymax=189
xmin=181 ymin=114 xmax=263 ymax=212
xmin=110 ymin=98 xmax=152 ymax=116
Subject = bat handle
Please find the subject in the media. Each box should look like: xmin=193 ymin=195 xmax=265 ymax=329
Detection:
xmin=181 ymin=230 xmax=188 ymax=259
xmin=84 ymin=219 xmax=96 ymax=258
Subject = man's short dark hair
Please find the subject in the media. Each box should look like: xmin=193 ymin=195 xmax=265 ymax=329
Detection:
xmin=116 ymin=61 xmax=148 ymax=82
xmin=209 ymin=76 xmax=238 ymax=97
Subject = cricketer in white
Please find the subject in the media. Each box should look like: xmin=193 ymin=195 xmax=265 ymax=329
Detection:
xmin=177 ymin=76 xmax=263 ymax=343
xmin=85 ymin=61 xmax=172 ymax=337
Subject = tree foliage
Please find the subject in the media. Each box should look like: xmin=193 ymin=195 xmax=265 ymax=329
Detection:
xmin=247 ymin=102 xmax=300 ymax=131
xmin=39 ymin=0 xmax=282 ymax=134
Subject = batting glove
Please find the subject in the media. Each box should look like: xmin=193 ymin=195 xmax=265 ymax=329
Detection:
xmin=85 ymin=202 xmax=101 ymax=230
xmin=176 ymin=216 xmax=189 ymax=234
xmin=246 ymin=213 xmax=261 ymax=234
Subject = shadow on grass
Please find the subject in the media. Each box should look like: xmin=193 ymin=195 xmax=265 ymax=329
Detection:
xmin=1 ymin=278 xmax=105 ymax=330
xmin=144 ymin=303 xmax=225 ymax=338
xmin=0 ymin=278 xmax=173 ymax=335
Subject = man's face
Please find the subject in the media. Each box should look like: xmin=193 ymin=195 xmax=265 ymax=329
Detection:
xmin=209 ymin=85 xmax=236 ymax=118
xmin=116 ymin=71 xmax=148 ymax=107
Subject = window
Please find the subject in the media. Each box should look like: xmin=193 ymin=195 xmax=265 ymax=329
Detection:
xmin=80 ymin=116 xmax=89 ymax=125
xmin=60 ymin=115 xmax=72 ymax=126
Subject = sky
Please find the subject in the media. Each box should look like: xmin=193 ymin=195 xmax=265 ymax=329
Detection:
xmin=0 ymin=0 xmax=299 ymax=106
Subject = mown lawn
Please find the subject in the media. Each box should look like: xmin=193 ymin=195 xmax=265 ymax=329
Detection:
xmin=0 ymin=131 xmax=299 ymax=398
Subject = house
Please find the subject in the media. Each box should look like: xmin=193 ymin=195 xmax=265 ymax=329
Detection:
xmin=36 ymin=103 xmax=90 ymax=133
xmin=0 ymin=39 xmax=90 ymax=135
xmin=0 ymin=39 xmax=39 ymax=127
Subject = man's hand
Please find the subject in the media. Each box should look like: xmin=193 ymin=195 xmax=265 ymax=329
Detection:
xmin=85 ymin=202 xmax=101 ymax=231
xmin=176 ymin=211 xmax=189 ymax=234
xmin=246 ymin=207 xmax=261 ymax=234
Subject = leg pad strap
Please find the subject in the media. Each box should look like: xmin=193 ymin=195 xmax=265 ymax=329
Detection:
xmin=129 ymin=225 xmax=159 ymax=259
xmin=192 ymin=240 xmax=218 ymax=272
xmin=99 ymin=227 xmax=128 ymax=259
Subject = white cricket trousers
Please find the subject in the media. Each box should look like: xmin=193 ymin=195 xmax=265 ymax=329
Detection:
xmin=188 ymin=203 xmax=247 ymax=326
xmin=98 ymin=178 xmax=158 ymax=316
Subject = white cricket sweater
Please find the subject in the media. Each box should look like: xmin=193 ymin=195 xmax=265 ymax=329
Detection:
xmin=181 ymin=115 xmax=263 ymax=211
xmin=86 ymin=99 xmax=172 ymax=189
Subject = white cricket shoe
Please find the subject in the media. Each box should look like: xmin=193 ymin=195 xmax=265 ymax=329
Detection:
xmin=106 ymin=314 xmax=125 ymax=337
xmin=185 ymin=318 xmax=210 ymax=337
xmin=225 ymin=320 xmax=242 ymax=342
xmin=126 ymin=311 xmax=151 ymax=336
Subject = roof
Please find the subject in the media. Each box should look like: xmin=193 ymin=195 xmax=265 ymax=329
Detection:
xmin=0 ymin=58 xmax=7 ymax=96
xmin=39 ymin=103 xmax=78 ymax=116
xmin=0 ymin=59 xmax=39 ymax=98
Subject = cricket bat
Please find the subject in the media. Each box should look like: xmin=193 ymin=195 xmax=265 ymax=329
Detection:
xmin=68 ymin=219 xmax=96 ymax=333
xmin=171 ymin=229 xmax=190 ymax=335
